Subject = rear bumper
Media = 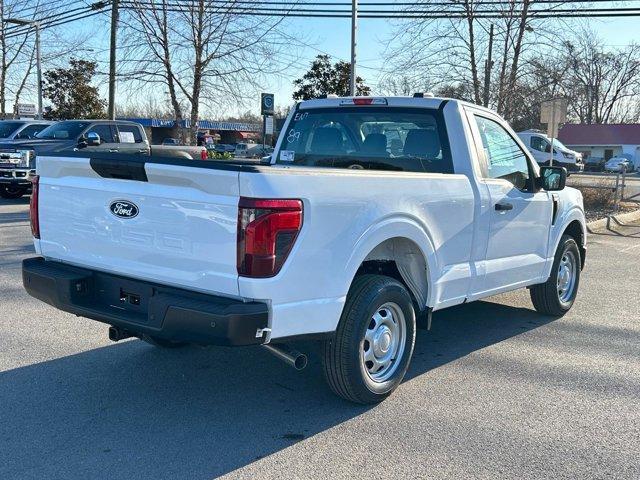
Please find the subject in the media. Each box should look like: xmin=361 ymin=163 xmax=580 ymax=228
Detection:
xmin=22 ymin=257 xmax=269 ymax=346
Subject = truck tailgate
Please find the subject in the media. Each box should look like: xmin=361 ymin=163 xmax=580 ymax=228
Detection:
xmin=36 ymin=156 xmax=241 ymax=297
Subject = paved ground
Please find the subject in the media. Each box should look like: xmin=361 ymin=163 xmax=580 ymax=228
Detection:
xmin=1 ymin=198 xmax=639 ymax=480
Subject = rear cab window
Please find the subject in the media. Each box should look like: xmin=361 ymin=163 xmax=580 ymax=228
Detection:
xmin=276 ymin=106 xmax=453 ymax=174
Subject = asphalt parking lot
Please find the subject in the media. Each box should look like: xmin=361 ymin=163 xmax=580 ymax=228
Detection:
xmin=1 ymin=198 xmax=639 ymax=480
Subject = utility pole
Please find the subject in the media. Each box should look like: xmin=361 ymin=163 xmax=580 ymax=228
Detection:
xmin=34 ymin=22 xmax=42 ymax=119
xmin=349 ymin=0 xmax=357 ymax=96
xmin=107 ymin=0 xmax=119 ymax=119
xmin=482 ymin=23 xmax=494 ymax=108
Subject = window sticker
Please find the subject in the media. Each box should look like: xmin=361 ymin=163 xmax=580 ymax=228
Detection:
xmin=286 ymin=129 xmax=301 ymax=144
xmin=119 ymin=131 xmax=135 ymax=143
xmin=280 ymin=150 xmax=295 ymax=162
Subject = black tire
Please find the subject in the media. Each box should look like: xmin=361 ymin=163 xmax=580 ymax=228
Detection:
xmin=141 ymin=335 xmax=188 ymax=348
xmin=0 ymin=185 xmax=27 ymax=199
xmin=323 ymin=274 xmax=416 ymax=404
xmin=530 ymin=234 xmax=581 ymax=316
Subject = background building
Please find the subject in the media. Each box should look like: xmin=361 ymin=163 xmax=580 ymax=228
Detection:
xmin=558 ymin=124 xmax=640 ymax=164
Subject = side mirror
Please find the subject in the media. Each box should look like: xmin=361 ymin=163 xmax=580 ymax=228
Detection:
xmin=85 ymin=132 xmax=101 ymax=146
xmin=539 ymin=165 xmax=567 ymax=191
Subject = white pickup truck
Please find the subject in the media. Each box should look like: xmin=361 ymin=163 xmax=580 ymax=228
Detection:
xmin=22 ymin=96 xmax=586 ymax=404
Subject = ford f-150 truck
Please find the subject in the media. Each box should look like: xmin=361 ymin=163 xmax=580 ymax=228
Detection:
xmin=22 ymin=96 xmax=586 ymax=404
xmin=0 ymin=120 xmax=207 ymax=199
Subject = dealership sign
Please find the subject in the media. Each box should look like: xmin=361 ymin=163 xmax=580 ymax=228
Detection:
xmin=16 ymin=103 xmax=36 ymax=117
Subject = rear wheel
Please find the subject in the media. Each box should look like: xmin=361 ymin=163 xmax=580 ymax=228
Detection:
xmin=0 ymin=185 xmax=27 ymax=199
xmin=323 ymin=274 xmax=416 ymax=404
xmin=530 ymin=234 xmax=581 ymax=316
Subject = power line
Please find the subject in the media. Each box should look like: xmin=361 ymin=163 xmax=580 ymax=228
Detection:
xmin=2 ymin=0 xmax=88 ymax=21
xmin=4 ymin=4 xmax=100 ymax=33
xmin=120 ymin=2 xmax=640 ymax=18
xmin=4 ymin=7 xmax=110 ymax=40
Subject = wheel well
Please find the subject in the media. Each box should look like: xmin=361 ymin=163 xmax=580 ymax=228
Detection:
xmin=354 ymin=237 xmax=429 ymax=313
xmin=563 ymin=220 xmax=586 ymax=269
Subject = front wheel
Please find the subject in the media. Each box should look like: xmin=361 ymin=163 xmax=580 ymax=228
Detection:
xmin=530 ymin=234 xmax=581 ymax=316
xmin=323 ymin=274 xmax=416 ymax=404
xmin=0 ymin=185 xmax=27 ymax=199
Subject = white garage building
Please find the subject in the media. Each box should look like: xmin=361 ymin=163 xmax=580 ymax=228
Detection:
xmin=558 ymin=124 xmax=640 ymax=167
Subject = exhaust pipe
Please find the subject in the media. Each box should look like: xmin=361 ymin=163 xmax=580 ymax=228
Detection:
xmin=108 ymin=326 xmax=135 ymax=342
xmin=263 ymin=343 xmax=308 ymax=370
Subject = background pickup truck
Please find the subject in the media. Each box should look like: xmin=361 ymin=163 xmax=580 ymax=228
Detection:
xmin=22 ymin=96 xmax=587 ymax=404
xmin=0 ymin=119 xmax=206 ymax=198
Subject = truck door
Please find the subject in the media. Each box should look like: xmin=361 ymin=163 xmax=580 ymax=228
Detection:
xmin=469 ymin=113 xmax=552 ymax=296
xmin=116 ymin=123 xmax=149 ymax=155
xmin=84 ymin=124 xmax=120 ymax=153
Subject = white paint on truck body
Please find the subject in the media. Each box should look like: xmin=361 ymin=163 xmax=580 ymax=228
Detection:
xmin=33 ymin=96 xmax=586 ymax=341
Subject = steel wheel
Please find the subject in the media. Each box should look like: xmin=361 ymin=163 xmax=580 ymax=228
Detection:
xmin=361 ymin=302 xmax=407 ymax=383
xmin=557 ymin=250 xmax=577 ymax=304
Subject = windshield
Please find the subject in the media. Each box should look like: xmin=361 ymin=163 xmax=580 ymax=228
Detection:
xmin=276 ymin=106 xmax=452 ymax=173
xmin=0 ymin=121 xmax=25 ymax=138
xmin=551 ymin=138 xmax=568 ymax=150
xmin=36 ymin=121 xmax=90 ymax=140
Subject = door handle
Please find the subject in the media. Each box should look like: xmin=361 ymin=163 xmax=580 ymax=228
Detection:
xmin=108 ymin=148 xmax=119 ymax=153
xmin=495 ymin=202 xmax=514 ymax=211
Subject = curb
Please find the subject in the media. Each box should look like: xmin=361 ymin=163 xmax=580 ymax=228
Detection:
xmin=586 ymin=209 xmax=640 ymax=234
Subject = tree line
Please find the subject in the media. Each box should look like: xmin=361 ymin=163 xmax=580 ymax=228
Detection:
xmin=2 ymin=0 xmax=640 ymax=138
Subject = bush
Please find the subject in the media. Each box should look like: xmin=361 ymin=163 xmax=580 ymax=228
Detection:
xmin=207 ymin=151 xmax=233 ymax=160
xmin=575 ymin=179 xmax=615 ymax=210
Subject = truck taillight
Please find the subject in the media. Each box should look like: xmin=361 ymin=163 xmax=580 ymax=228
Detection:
xmin=237 ymin=198 xmax=303 ymax=278
xmin=30 ymin=175 xmax=40 ymax=239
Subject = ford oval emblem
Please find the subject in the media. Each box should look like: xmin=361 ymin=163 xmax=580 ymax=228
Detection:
xmin=109 ymin=200 xmax=139 ymax=219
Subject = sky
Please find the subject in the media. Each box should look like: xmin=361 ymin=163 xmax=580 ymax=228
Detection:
xmin=24 ymin=5 xmax=640 ymax=119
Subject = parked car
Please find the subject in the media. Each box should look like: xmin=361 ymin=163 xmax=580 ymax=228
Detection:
xmin=0 ymin=119 xmax=53 ymax=141
xmin=517 ymin=130 xmax=583 ymax=172
xmin=213 ymin=143 xmax=235 ymax=154
xmin=583 ymin=156 xmax=605 ymax=172
xmin=0 ymin=120 xmax=206 ymax=198
xmin=604 ymin=157 xmax=633 ymax=173
xmin=234 ymin=142 xmax=264 ymax=158
xmin=22 ymin=96 xmax=586 ymax=404
xmin=162 ymin=137 xmax=182 ymax=146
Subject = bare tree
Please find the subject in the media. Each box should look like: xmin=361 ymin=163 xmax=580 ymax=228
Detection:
xmin=562 ymin=32 xmax=640 ymax=124
xmin=120 ymin=0 xmax=298 ymax=143
xmin=0 ymin=0 xmax=38 ymax=116
xmin=382 ymin=0 xmax=562 ymax=122
xmin=0 ymin=0 xmax=94 ymax=117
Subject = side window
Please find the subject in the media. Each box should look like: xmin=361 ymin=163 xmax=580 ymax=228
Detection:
xmin=530 ymin=136 xmax=547 ymax=152
xmin=117 ymin=124 xmax=143 ymax=143
xmin=16 ymin=124 xmax=48 ymax=139
xmin=86 ymin=124 xmax=115 ymax=143
xmin=474 ymin=115 xmax=530 ymax=190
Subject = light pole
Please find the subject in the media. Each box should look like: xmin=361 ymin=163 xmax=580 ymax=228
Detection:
xmin=349 ymin=0 xmax=358 ymax=96
xmin=5 ymin=18 xmax=42 ymax=119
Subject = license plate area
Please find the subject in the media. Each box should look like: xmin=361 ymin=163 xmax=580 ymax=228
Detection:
xmin=93 ymin=274 xmax=153 ymax=325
